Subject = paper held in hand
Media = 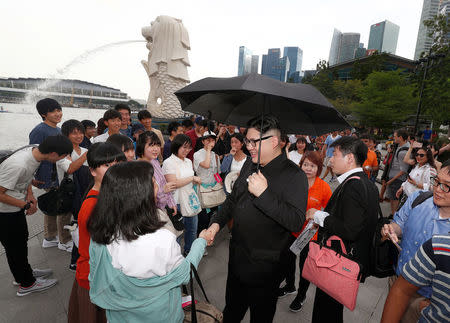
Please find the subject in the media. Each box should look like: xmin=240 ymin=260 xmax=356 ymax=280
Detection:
xmin=290 ymin=220 xmax=318 ymax=256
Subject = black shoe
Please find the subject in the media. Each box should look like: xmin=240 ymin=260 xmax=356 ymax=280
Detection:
xmin=278 ymin=285 xmax=296 ymax=298
xmin=69 ymin=263 xmax=77 ymax=272
xmin=289 ymin=294 xmax=306 ymax=312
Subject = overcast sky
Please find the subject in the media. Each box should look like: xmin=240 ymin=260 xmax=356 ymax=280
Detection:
xmin=0 ymin=0 xmax=424 ymax=100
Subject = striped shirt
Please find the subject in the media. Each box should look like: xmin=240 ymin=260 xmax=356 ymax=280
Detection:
xmin=402 ymin=234 xmax=450 ymax=323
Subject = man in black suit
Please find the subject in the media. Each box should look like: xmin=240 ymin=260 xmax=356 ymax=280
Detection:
xmin=306 ymin=136 xmax=379 ymax=323
xmin=205 ymin=115 xmax=308 ymax=323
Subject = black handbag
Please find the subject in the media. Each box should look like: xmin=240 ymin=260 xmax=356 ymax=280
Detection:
xmin=38 ymin=172 xmax=76 ymax=216
xmin=166 ymin=206 xmax=185 ymax=231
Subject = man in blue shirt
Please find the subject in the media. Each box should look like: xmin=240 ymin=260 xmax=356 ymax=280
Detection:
xmin=321 ymin=131 xmax=341 ymax=182
xmin=29 ymin=98 xmax=72 ymax=250
xmin=422 ymin=125 xmax=432 ymax=142
xmin=382 ymin=158 xmax=450 ymax=322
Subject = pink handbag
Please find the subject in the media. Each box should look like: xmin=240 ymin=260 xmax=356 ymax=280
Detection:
xmin=302 ymin=235 xmax=361 ymax=311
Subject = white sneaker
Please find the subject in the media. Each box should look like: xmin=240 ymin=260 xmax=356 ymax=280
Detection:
xmin=42 ymin=237 xmax=59 ymax=248
xmin=58 ymin=241 xmax=73 ymax=253
xmin=16 ymin=278 xmax=58 ymax=297
xmin=13 ymin=268 xmax=53 ymax=286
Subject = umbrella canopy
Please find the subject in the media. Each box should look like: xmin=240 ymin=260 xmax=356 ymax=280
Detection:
xmin=175 ymin=73 xmax=350 ymax=135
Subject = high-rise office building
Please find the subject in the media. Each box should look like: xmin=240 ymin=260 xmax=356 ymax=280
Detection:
xmin=414 ymin=0 xmax=440 ymax=59
xmin=283 ymin=47 xmax=303 ymax=82
xmin=251 ymin=55 xmax=259 ymax=73
xmin=368 ymin=20 xmax=400 ymax=54
xmin=238 ymin=46 xmax=253 ymax=76
xmin=261 ymin=48 xmax=290 ymax=82
xmin=354 ymin=43 xmax=367 ymax=59
xmin=328 ymin=29 xmax=361 ymax=65
xmin=329 ymin=29 xmax=342 ymax=66
xmin=439 ymin=1 xmax=450 ymax=44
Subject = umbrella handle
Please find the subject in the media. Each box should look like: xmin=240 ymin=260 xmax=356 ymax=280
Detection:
xmin=256 ymin=113 xmax=264 ymax=171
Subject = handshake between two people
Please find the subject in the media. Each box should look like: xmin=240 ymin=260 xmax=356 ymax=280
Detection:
xmin=198 ymin=223 xmax=220 ymax=246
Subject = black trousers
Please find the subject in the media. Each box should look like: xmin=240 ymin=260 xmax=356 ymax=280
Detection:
xmin=0 ymin=210 xmax=35 ymax=287
xmin=285 ymin=242 xmax=310 ymax=298
xmin=312 ymin=287 xmax=343 ymax=323
xmin=223 ymin=270 xmax=280 ymax=323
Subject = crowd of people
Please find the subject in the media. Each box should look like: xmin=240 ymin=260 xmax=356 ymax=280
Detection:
xmin=0 ymin=97 xmax=449 ymax=323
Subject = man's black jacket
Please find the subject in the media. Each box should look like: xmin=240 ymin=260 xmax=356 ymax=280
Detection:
xmin=320 ymin=171 xmax=379 ymax=280
xmin=211 ymin=153 xmax=308 ymax=285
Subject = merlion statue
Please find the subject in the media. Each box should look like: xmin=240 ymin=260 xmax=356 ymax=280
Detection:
xmin=141 ymin=15 xmax=190 ymax=118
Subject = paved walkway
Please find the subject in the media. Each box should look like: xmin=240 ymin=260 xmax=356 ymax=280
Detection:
xmin=0 ymin=177 xmax=392 ymax=323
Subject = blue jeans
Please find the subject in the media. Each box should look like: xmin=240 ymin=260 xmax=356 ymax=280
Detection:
xmin=182 ymin=215 xmax=198 ymax=253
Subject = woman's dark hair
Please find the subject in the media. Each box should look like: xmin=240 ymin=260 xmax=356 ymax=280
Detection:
xmin=430 ymin=143 xmax=440 ymax=157
xmin=97 ymin=118 xmax=107 ymax=136
xmin=300 ymin=151 xmax=324 ymax=177
xmin=280 ymin=134 xmax=288 ymax=144
xmin=88 ymin=161 xmax=165 ymax=244
xmin=230 ymin=133 xmax=244 ymax=144
xmin=136 ymin=131 xmax=161 ymax=158
xmin=87 ymin=142 xmax=126 ymax=169
xmin=106 ymin=134 xmax=134 ymax=152
xmin=171 ymin=134 xmax=192 ymax=155
xmin=417 ymin=147 xmax=436 ymax=169
xmin=296 ymin=137 xmax=307 ymax=151
xmin=61 ymin=119 xmax=85 ymax=137
xmin=38 ymin=135 xmax=73 ymax=156
xmin=36 ymin=98 xmax=61 ymax=120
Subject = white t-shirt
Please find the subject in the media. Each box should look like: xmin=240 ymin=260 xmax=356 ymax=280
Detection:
xmin=91 ymin=132 xmax=109 ymax=144
xmin=193 ymin=149 xmax=220 ymax=185
xmin=56 ymin=147 xmax=88 ymax=184
xmin=0 ymin=147 xmax=40 ymax=212
xmin=230 ymin=157 xmax=246 ymax=173
xmin=107 ymin=228 xmax=184 ymax=279
xmin=162 ymin=154 xmax=194 ymax=204
xmin=289 ymin=150 xmax=303 ymax=166
xmin=401 ymin=163 xmax=435 ymax=197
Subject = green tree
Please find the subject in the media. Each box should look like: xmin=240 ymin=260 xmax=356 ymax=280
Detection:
xmin=350 ymin=52 xmax=390 ymax=80
xmin=330 ymin=79 xmax=363 ymax=116
xmin=352 ymin=71 xmax=417 ymax=129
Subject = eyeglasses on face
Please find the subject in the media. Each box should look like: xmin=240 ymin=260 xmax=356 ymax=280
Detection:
xmin=243 ymin=136 xmax=273 ymax=148
xmin=416 ymin=153 xmax=426 ymax=158
xmin=430 ymin=176 xmax=450 ymax=193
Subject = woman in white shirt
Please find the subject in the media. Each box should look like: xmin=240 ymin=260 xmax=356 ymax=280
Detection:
xmin=289 ymin=137 xmax=307 ymax=166
xmin=396 ymin=147 xmax=437 ymax=201
xmin=163 ymin=134 xmax=202 ymax=255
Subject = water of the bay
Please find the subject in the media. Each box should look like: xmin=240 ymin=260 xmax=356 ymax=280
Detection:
xmin=0 ymin=103 xmax=106 ymax=150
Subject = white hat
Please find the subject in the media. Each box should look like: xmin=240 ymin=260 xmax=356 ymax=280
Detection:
xmin=224 ymin=171 xmax=240 ymax=194
xmin=201 ymin=131 xmax=217 ymax=139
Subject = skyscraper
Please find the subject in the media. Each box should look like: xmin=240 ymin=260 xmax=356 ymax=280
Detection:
xmin=283 ymin=47 xmax=303 ymax=82
xmin=251 ymin=55 xmax=259 ymax=73
xmin=261 ymin=48 xmax=290 ymax=82
xmin=354 ymin=43 xmax=367 ymax=59
xmin=238 ymin=46 xmax=253 ymax=76
xmin=368 ymin=20 xmax=400 ymax=54
xmin=328 ymin=29 xmax=361 ymax=65
xmin=414 ymin=0 xmax=440 ymax=59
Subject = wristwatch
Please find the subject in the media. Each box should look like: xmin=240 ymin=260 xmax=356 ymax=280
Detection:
xmin=23 ymin=202 xmax=31 ymax=211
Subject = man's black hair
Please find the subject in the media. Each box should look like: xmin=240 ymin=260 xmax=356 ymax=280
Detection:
xmin=330 ymin=136 xmax=368 ymax=167
xmin=246 ymin=114 xmax=281 ymax=135
xmin=36 ymin=98 xmax=61 ymax=120
xmin=168 ymin=121 xmax=181 ymax=135
xmin=442 ymin=159 xmax=450 ymax=175
xmin=106 ymin=134 xmax=134 ymax=152
xmin=38 ymin=135 xmax=73 ymax=156
xmin=103 ymin=109 xmax=122 ymax=121
xmin=171 ymin=134 xmax=192 ymax=155
xmin=196 ymin=119 xmax=208 ymax=128
xmin=114 ymin=103 xmax=131 ymax=114
xmin=87 ymin=142 xmax=126 ymax=169
xmin=136 ymin=131 xmax=161 ymax=158
xmin=182 ymin=119 xmax=194 ymax=128
xmin=395 ymin=129 xmax=408 ymax=141
xmin=61 ymin=119 xmax=85 ymax=137
xmin=81 ymin=119 xmax=96 ymax=129
xmin=87 ymin=161 xmax=165 ymax=244
xmin=137 ymin=110 xmax=152 ymax=121
xmin=360 ymin=134 xmax=375 ymax=142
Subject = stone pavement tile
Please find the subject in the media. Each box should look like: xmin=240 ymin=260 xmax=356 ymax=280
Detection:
xmin=368 ymin=291 xmax=388 ymax=323
xmin=344 ymin=306 xmax=372 ymax=323
xmin=356 ymin=281 xmax=386 ymax=313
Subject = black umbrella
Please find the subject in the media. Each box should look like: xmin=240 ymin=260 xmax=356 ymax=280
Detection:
xmin=175 ymin=73 xmax=350 ymax=136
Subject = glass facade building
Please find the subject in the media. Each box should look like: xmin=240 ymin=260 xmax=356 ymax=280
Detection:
xmin=368 ymin=20 xmax=400 ymax=54
xmin=328 ymin=29 xmax=360 ymax=65
xmin=261 ymin=48 xmax=290 ymax=82
xmin=251 ymin=55 xmax=259 ymax=73
xmin=238 ymin=46 xmax=253 ymax=76
xmin=283 ymin=47 xmax=303 ymax=82
xmin=328 ymin=29 xmax=342 ymax=66
xmin=414 ymin=0 xmax=440 ymax=59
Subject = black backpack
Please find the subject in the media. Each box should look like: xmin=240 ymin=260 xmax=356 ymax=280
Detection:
xmin=369 ymin=190 xmax=434 ymax=278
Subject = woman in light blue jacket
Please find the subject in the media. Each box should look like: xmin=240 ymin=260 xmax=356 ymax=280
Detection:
xmin=87 ymin=161 xmax=207 ymax=323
